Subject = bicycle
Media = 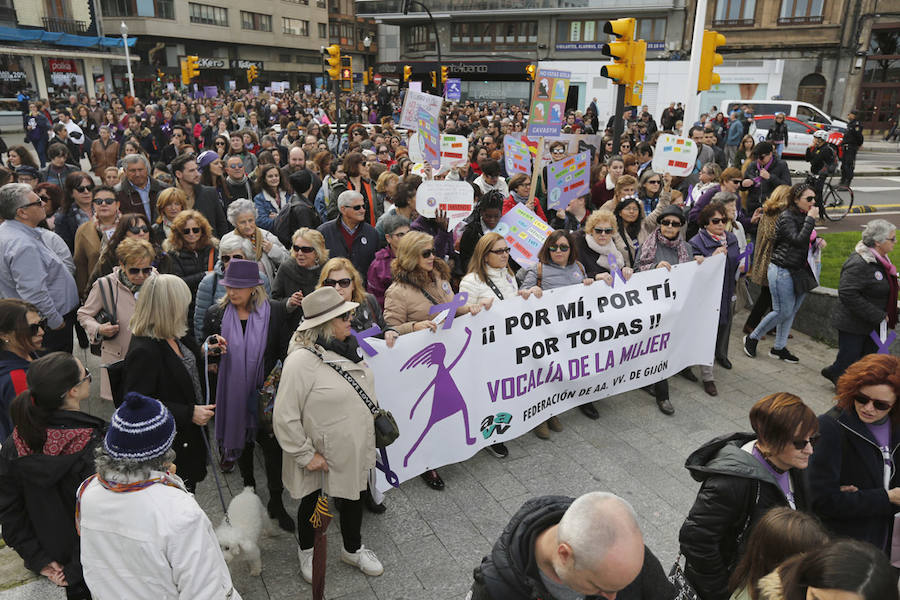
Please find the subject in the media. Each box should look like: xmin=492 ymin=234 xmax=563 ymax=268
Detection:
xmin=805 ymin=173 xmax=854 ymax=221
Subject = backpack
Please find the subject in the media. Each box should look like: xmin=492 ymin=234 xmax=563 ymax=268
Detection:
xmin=324 ymin=176 xmax=347 ymax=221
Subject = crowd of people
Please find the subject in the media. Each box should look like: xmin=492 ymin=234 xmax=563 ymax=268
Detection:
xmin=0 ymin=86 xmax=895 ymax=600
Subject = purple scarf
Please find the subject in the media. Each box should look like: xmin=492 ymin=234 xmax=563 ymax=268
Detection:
xmin=215 ymin=301 xmax=270 ymax=460
xmin=753 ymin=155 xmax=774 ymax=187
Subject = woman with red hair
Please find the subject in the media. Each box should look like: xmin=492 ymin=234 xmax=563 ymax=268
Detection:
xmin=808 ymin=354 xmax=900 ymax=554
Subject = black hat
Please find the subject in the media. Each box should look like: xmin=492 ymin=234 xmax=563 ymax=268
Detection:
xmin=658 ymin=205 xmax=686 ymax=224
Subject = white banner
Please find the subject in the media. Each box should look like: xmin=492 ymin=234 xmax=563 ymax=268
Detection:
xmin=365 ymin=255 xmax=725 ymax=491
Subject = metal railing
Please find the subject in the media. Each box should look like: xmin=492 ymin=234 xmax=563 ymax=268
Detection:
xmin=42 ymin=16 xmax=89 ymax=34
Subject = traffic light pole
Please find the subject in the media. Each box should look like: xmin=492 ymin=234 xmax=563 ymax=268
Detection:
xmin=333 ymin=79 xmax=342 ymax=143
xmin=612 ymin=83 xmax=626 ymax=156
xmin=683 ymin=0 xmax=708 ymax=131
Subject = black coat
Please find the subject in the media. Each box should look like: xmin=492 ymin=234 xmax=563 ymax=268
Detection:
xmin=832 ymin=245 xmax=893 ymax=335
xmin=201 ymin=300 xmax=290 ymax=377
xmin=169 ymin=245 xmax=218 ymax=297
xmin=190 ymin=184 xmax=229 ymax=238
xmin=273 ymin=194 xmax=321 ymax=249
xmin=0 ymin=410 xmax=105 ymax=586
xmin=769 ymin=209 xmax=816 ymax=272
xmin=471 ymin=495 xmax=674 ymax=600
xmin=573 ymin=230 xmax=612 ymax=280
xmin=123 ymin=335 xmax=207 ymax=487
xmin=809 ymin=407 xmax=900 ymax=552
xmin=317 ymin=218 xmax=381 ymax=286
xmin=742 ymin=157 xmax=791 ymax=214
xmin=679 ymin=433 xmax=811 ymax=600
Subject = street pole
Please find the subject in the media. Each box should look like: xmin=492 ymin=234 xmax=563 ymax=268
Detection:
xmin=406 ymin=0 xmax=442 ymax=96
xmin=333 ymin=79 xmax=342 ymax=143
xmin=682 ymin=0 xmax=708 ymax=131
xmin=120 ymin=21 xmax=135 ymax=98
xmin=612 ymin=84 xmax=625 ymax=155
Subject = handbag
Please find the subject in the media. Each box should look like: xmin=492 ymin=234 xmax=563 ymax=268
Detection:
xmin=103 ymin=359 xmax=125 ymax=407
xmin=256 ymin=359 xmax=282 ymax=432
xmin=667 ymin=553 xmax=700 ymax=600
xmin=305 ymin=347 xmax=399 ymax=448
xmin=90 ymin=277 xmax=118 ymax=356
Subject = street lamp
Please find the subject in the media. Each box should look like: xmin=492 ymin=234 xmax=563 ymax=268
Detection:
xmin=363 ymin=35 xmax=371 ymax=90
xmin=120 ymin=21 xmax=135 ymax=98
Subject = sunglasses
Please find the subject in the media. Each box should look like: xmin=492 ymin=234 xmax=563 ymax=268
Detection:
xmin=421 ymin=249 xmax=435 ymax=258
xmin=182 ymin=227 xmax=201 ymax=235
xmin=791 ymin=434 xmax=821 ymax=451
xmin=646 ymin=180 xmax=661 ymax=185
xmin=620 ymin=145 xmax=631 ymax=149
xmin=800 ymin=195 xmax=816 ymax=202
xmin=660 ymin=219 xmax=683 ymax=227
xmin=215 ymin=141 xmax=226 ymax=145
xmin=338 ymin=311 xmax=353 ymax=321
xmin=855 ymin=394 xmax=894 ymax=412
xmin=128 ymin=225 xmax=150 ymax=234
xmin=221 ymin=254 xmax=244 ymax=263
xmin=708 ymin=217 xmax=727 ymax=225
xmin=549 ymin=244 xmax=570 ymax=252
xmin=489 ymin=247 xmax=511 ymax=255
xmin=127 ymin=266 xmax=153 ymax=276
xmin=75 ymin=185 xmax=94 ymax=193
xmin=227 ymin=162 xmax=244 ymax=168
xmin=93 ymin=196 xmax=117 ymax=205
xmin=19 ymin=200 xmax=44 ymax=210
xmin=292 ymin=244 xmax=315 ymax=254
xmin=78 ymin=369 xmax=93 ymax=385
xmin=28 ymin=319 xmax=47 ymax=335
xmin=348 ymin=204 xmax=365 ymax=211
xmin=323 ymin=277 xmax=352 ymax=288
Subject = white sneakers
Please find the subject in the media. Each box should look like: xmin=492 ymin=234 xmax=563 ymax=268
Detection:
xmin=341 ymin=545 xmax=384 ymax=576
xmin=298 ymin=544 xmax=384 ymax=580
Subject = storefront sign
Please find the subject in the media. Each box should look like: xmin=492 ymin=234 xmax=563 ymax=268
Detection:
xmin=555 ymin=42 xmax=604 ymax=51
xmin=0 ymin=70 xmax=26 ymax=81
xmin=48 ymin=59 xmax=76 ymax=73
xmin=194 ymin=57 xmax=227 ymax=70
xmin=230 ymin=60 xmax=263 ymax=70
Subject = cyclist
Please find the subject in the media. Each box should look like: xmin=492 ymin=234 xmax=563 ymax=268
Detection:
xmin=805 ymin=129 xmax=837 ymax=206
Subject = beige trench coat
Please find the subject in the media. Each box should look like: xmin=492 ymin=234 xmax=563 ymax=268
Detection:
xmin=273 ymin=342 xmax=376 ymax=501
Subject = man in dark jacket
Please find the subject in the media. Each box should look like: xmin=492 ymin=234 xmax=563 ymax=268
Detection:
xmin=840 ymin=110 xmax=863 ymax=187
xmin=740 ymin=141 xmax=791 ymax=215
xmin=470 ymin=493 xmax=673 ymax=600
xmin=317 ymin=190 xmax=381 ymax=285
xmin=116 ymin=154 xmax=168 ymax=223
xmin=171 ymin=154 xmax=229 ymax=238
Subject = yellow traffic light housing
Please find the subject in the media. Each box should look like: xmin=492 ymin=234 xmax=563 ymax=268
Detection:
xmin=440 ymin=66 xmax=448 ymax=83
xmin=185 ymin=55 xmax=200 ymax=80
xmin=368 ymin=67 xmax=374 ymax=85
xmin=180 ymin=59 xmax=189 ymax=85
xmin=430 ymin=71 xmax=437 ymax=87
xmin=698 ymin=30 xmax=726 ymax=92
xmin=600 ymin=18 xmax=646 ymax=106
xmin=403 ymin=65 xmax=412 ymax=82
xmin=525 ymin=64 xmax=535 ymax=81
xmin=325 ymin=44 xmax=341 ymax=80
xmin=246 ymin=65 xmax=259 ymax=83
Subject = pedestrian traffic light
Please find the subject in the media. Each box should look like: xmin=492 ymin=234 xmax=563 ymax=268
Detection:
xmin=440 ymin=66 xmax=448 ymax=83
xmin=525 ymin=64 xmax=535 ymax=81
xmin=185 ymin=55 xmax=200 ymax=80
xmin=698 ymin=30 xmax=726 ymax=92
xmin=324 ymin=44 xmax=341 ymax=80
xmin=403 ymin=65 xmax=412 ymax=82
xmin=600 ymin=18 xmax=646 ymax=106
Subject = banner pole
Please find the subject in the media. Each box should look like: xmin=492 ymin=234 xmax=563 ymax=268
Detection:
xmin=527 ymin=136 xmax=545 ymax=207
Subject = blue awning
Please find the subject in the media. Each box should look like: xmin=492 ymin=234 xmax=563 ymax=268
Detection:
xmin=0 ymin=25 xmax=136 ymax=48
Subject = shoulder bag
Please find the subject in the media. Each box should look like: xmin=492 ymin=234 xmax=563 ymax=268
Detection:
xmin=90 ymin=277 xmax=118 ymax=356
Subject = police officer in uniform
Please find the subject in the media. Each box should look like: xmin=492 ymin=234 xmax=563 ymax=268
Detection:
xmin=840 ymin=110 xmax=863 ymax=187
xmin=806 ymin=129 xmax=836 ymax=204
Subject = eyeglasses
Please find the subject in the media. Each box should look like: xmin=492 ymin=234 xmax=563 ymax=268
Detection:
xmin=800 ymin=195 xmax=816 ymax=202
xmin=489 ymin=247 xmax=511 ymax=255
xmin=182 ymin=227 xmax=201 ymax=235
xmin=708 ymin=217 xmax=727 ymax=225
xmin=551 ymin=148 xmax=565 ymax=154
xmin=128 ymin=224 xmax=150 ymax=235
xmin=660 ymin=220 xmax=683 ymax=227
xmin=791 ymin=434 xmax=821 ymax=450
xmin=855 ymin=394 xmax=895 ymax=412
xmin=292 ymin=244 xmax=315 ymax=254
xmin=75 ymin=185 xmax=95 ymax=193
xmin=593 ymin=227 xmax=614 ymax=235
xmin=348 ymin=204 xmax=365 ymax=211
xmin=93 ymin=196 xmax=117 ymax=205
xmin=227 ymin=162 xmax=244 ymax=168
xmin=19 ymin=200 xmax=44 ymax=210
xmin=421 ymin=249 xmax=435 ymax=258
xmin=338 ymin=311 xmax=353 ymax=321
xmin=221 ymin=254 xmax=244 ymax=263
xmin=215 ymin=141 xmax=226 ymax=146
xmin=549 ymin=244 xmax=570 ymax=252
xmin=127 ymin=266 xmax=153 ymax=276
xmin=646 ymin=180 xmax=661 ymax=185
xmin=323 ymin=277 xmax=353 ymax=288
xmin=28 ymin=319 xmax=47 ymax=335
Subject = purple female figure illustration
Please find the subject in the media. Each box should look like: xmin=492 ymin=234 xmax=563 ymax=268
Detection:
xmin=401 ymin=326 xmax=474 ymax=467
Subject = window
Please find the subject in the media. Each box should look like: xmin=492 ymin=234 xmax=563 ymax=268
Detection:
xmin=330 ymin=22 xmax=340 ymax=38
xmin=713 ymin=0 xmax=756 ymax=26
xmin=318 ymin=22 xmax=327 ymax=38
xmin=282 ymin=0 xmax=308 ymax=4
xmin=100 ymin=0 xmax=173 ymax=19
xmin=637 ymin=18 xmax=666 ymax=42
xmin=451 ymin=21 xmax=537 ymax=50
xmin=406 ymin=24 xmax=435 ymax=51
xmin=278 ymin=53 xmax=292 ymax=62
xmin=316 ymin=0 xmax=325 ymax=6
xmin=283 ymin=17 xmax=309 ymax=36
xmin=189 ymin=2 xmax=227 ymax=26
xmin=241 ymin=11 xmax=272 ymax=31
xmin=778 ymin=0 xmax=823 ymax=24
xmin=557 ymin=20 xmax=603 ymax=43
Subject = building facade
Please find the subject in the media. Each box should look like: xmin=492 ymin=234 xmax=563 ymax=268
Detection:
xmin=327 ymin=0 xmax=377 ymax=91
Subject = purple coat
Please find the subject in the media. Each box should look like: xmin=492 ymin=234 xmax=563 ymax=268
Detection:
xmin=366 ymin=246 xmax=394 ymax=308
xmin=689 ymin=229 xmax=740 ymax=325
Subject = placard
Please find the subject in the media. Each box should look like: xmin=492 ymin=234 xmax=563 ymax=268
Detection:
xmin=440 ymin=134 xmax=468 ymax=168
xmin=651 ymin=134 xmax=700 ymax=177
xmin=527 ymin=69 xmax=570 ymax=137
xmin=407 ymin=132 xmax=424 ymax=163
xmin=416 ymin=181 xmax=475 ymax=231
xmin=494 ymin=204 xmax=554 ymax=267
xmin=409 ymin=81 xmax=422 ymax=93
xmin=417 ymin=107 xmax=440 ymax=169
xmin=445 ymin=78 xmax=461 ymax=101
xmin=400 ymin=89 xmax=442 ymax=130
xmin=547 ymin=150 xmax=590 ymax=211
xmin=504 ymin=136 xmax=532 ymax=175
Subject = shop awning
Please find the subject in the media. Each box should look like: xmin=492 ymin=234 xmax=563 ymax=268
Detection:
xmin=0 ymin=26 xmax=136 ymax=49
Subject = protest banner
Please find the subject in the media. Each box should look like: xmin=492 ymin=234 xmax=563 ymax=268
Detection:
xmin=651 ymin=134 xmax=699 ymax=177
xmin=494 ymin=204 xmax=553 ymax=267
xmin=504 ymin=136 xmax=532 ymax=175
xmin=399 ymin=88 xmax=441 ymax=129
xmin=440 ymin=134 xmax=468 ymax=168
xmin=547 ymin=150 xmax=590 ymax=211
xmin=416 ymin=181 xmax=475 ymax=231
xmin=417 ymin=108 xmax=440 ymax=169
xmin=365 ymin=255 xmax=726 ymax=491
xmin=527 ymin=69 xmax=570 ymax=137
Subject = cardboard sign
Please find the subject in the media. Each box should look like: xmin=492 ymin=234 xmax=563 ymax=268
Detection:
xmin=440 ymin=134 xmax=468 ymax=168
xmin=651 ymin=134 xmax=699 ymax=177
xmin=527 ymin=69 xmax=570 ymax=137
xmin=493 ymin=204 xmax=554 ymax=267
xmin=504 ymin=136 xmax=532 ymax=175
xmin=400 ymin=89 xmax=442 ymax=130
xmin=547 ymin=150 xmax=590 ymax=211
xmin=417 ymin=107 xmax=440 ymax=169
xmin=416 ymin=181 xmax=475 ymax=231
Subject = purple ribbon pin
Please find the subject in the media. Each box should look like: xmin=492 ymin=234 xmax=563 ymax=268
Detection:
xmin=737 ymin=241 xmax=754 ymax=272
xmin=870 ymin=330 xmax=897 ymax=355
xmin=351 ymin=325 xmax=382 ymax=357
xmin=429 ymin=291 xmax=469 ymax=330
xmin=607 ymin=253 xmax=627 ymax=287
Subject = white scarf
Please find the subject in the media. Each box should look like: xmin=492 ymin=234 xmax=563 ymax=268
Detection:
xmin=605 ymin=173 xmax=616 ymax=191
xmin=584 ymin=233 xmax=624 ymax=271
xmin=264 ymin=189 xmax=286 ymax=212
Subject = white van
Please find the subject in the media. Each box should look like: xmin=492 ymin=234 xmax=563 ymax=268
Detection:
xmin=721 ymin=100 xmax=848 ymax=132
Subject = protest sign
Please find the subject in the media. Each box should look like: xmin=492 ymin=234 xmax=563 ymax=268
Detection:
xmin=407 ymin=132 xmax=424 ymax=163
xmin=527 ymin=69 xmax=570 ymax=137
xmin=651 ymin=134 xmax=699 ymax=177
xmin=416 ymin=181 xmax=475 ymax=231
xmin=440 ymin=134 xmax=468 ymax=168
xmin=445 ymin=78 xmax=461 ymax=101
xmin=417 ymin=108 xmax=440 ymax=169
xmin=409 ymin=81 xmax=422 ymax=93
xmin=365 ymin=255 xmax=725 ymax=491
xmin=494 ymin=204 xmax=553 ymax=267
xmin=399 ymin=89 xmax=441 ymax=129
xmin=504 ymin=136 xmax=532 ymax=175
xmin=547 ymin=150 xmax=590 ymax=211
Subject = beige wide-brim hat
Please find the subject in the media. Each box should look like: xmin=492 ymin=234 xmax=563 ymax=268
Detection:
xmin=297 ymin=287 xmax=359 ymax=331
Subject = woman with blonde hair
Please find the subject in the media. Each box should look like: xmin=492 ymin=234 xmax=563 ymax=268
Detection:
xmin=599 ymin=174 xmax=638 ymax=212
xmin=220 ymin=198 xmax=289 ymax=283
xmin=574 ymin=209 xmax=632 ymax=283
xmin=273 ymin=227 xmax=328 ymax=331
xmin=153 ymin=187 xmax=186 ymax=241
xmin=743 ymin=185 xmax=791 ymax=336
xmin=374 ymin=170 xmax=399 ymax=216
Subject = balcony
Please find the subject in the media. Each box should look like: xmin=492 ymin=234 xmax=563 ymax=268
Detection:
xmin=0 ymin=5 xmax=16 ymax=24
xmin=42 ymin=16 xmax=89 ymax=34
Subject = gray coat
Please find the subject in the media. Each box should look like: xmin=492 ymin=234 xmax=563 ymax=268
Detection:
xmin=520 ymin=261 xmax=587 ymax=290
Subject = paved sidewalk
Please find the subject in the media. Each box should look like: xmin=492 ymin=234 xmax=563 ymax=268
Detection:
xmin=0 ymin=308 xmax=841 ymax=600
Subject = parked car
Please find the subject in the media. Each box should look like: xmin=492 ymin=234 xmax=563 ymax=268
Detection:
xmin=752 ymin=114 xmax=844 ymax=158
xmin=723 ymin=100 xmax=848 ymax=132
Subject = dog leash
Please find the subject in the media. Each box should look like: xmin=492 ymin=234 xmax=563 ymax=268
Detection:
xmin=203 ymin=340 xmax=231 ymax=524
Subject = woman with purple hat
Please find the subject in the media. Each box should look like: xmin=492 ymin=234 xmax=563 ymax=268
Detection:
xmin=201 ymin=258 xmax=293 ymax=531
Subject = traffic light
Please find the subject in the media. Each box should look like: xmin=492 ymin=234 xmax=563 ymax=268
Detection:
xmin=363 ymin=70 xmax=368 ymax=86
xmin=430 ymin=71 xmax=437 ymax=87
xmin=600 ymin=18 xmax=646 ymax=106
xmin=156 ymin=69 xmax=164 ymax=82
xmin=526 ymin=64 xmax=535 ymax=81
xmin=440 ymin=66 xmax=448 ymax=83
xmin=247 ymin=65 xmax=259 ymax=83
xmin=324 ymin=44 xmax=341 ymax=80
xmin=403 ymin=65 xmax=412 ymax=82
xmin=367 ymin=67 xmax=374 ymax=85
xmin=698 ymin=30 xmax=726 ymax=92
xmin=180 ymin=59 xmax=189 ymax=85
xmin=185 ymin=55 xmax=200 ymax=80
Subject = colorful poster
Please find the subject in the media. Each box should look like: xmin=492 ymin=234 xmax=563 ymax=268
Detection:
xmin=416 ymin=181 xmax=475 ymax=231
xmin=444 ymin=78 xmax=461 ymax=101
xmin=651 ymin=134 xmax=700 ymax=177
xmin=417 ymin=107 xmax=440 ymax=169
xmin=504 ymin=136 xmax=532 ymax=175
xmin=365 ymin=255 xmax=725 ymax=492
xmin=493 ymin=204 xmax=554 ymax=267
xmin=547 ymin=150 xmax=590 ymax=211
xmin=439 ymin=134 xmax=468 ymax=168
xmin=400 ymin=89 xmax=442 ymax=130
xmin=527 ymin=69 xmax=570 ymax=137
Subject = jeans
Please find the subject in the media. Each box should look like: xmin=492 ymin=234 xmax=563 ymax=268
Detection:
xmin=773 ymin=141 xmax=784 ymax=158
xmin=750 ymin=264 xmax=806 ymax=350
xmin=824 ymin=330 xmax=879 ymax=380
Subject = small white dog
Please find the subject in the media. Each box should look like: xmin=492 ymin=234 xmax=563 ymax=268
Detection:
xmin=216 ymin=487 xmax=275 ymax=576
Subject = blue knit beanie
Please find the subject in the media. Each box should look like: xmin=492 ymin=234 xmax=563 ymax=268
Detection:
xmin=104 ymin=392 xmax=176 ymax=461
